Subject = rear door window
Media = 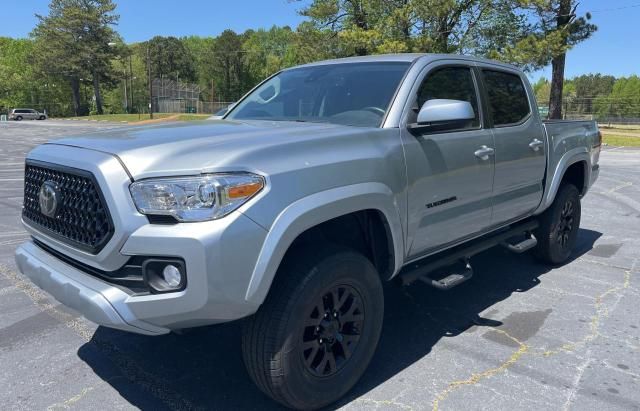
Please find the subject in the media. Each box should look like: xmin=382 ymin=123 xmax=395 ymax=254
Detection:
xmin=482 ymin=70 xmax=530 ymax=126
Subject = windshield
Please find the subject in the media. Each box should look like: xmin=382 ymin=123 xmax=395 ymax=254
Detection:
xmin=227 ymin=62 xmax=410 ymax=127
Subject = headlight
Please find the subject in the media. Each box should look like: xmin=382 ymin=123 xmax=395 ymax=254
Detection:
xmin=129 ymin=173 xmax=264 ymax=222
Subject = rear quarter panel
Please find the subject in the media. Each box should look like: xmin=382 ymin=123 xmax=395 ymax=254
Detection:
xmin=535 ymin=120 xmax=600 ymax=214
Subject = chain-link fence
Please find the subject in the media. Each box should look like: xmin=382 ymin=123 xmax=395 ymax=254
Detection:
xmin=149 ymin=78 xmax=234 ymax=114
xmin=539 ymin=97 xmax=640 ymax=125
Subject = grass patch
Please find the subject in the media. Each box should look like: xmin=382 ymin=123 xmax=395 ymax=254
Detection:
xmin=175 ymin=114 xmax=210 ymax=121
xmin=61 ymin=113 xmax=209 ymax=123
xmin=599 ymin=124 xmax=640 ymax=132
xmin=602 ymin=134 xmax=640 ymax=147
xmin=63 ymin=113 xmax=173 ymax=122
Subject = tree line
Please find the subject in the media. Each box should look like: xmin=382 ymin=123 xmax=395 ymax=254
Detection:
xmin=1 ymin=0 xmax=597 ymax=118
xmin=534 ymin=74 xmax=640 ymax=119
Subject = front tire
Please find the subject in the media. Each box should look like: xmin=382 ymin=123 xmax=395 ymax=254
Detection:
xmin=15 ymin=116 xmax=22 ymax=121
xmin=242 ymin=245 xmax=384 ymax=410
xmin=533 ymin=183 xmax=581 ymax=264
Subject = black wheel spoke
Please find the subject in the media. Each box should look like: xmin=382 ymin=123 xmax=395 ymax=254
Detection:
xmin=336 ymin=287 xmax=349 ymax=308
xmin=326 ymin=352 xmax=337 ymax=373
xmin=304 ymin=344 xmax=321 ymax=367
xmin=339 ymin=339 xmax=352 ymax=359
xmin=301 ymin=284 xmax=364 ymax=377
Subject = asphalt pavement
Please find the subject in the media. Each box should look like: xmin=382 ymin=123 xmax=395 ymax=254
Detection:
xmin=0 ymin=120 xmax=638 ymax=410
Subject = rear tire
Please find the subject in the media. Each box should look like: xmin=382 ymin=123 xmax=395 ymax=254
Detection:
xmin=533 ymin=183 xmax=581 ymax=264
xmin=242 ymin=245 xmax=384 ymax=410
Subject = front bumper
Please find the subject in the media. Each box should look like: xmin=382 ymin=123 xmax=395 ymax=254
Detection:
xmin=16 ymin=206 xmax=268 ymax=334
xmin=16 ymin=241 xmax=169 ymax=335
xmin=17 ymin=144 xmax=270 ymax=335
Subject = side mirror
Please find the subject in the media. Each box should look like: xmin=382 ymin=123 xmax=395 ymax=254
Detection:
xmin=410 ymin=99 xmax=475 ymax=134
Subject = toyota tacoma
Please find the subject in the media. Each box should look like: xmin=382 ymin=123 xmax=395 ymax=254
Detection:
xmin=16 ymin=54 xmax=601 ymax=410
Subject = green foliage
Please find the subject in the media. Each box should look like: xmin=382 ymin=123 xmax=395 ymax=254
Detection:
xmin=182 ymin=35 xmax=217 ymax=100
xmin=210 ymin=30 xmax=249 ymax=101
xmin=532 ymin=77 xmax=550 ymax=105
xmin=1 ymin=0 xmax=622 ymax=119
xmin=491 ymin=0 xmax=597 ymax=71
xmin=145 ymin=36 xmax=196 ymax=82
xmin=299 ymin=0 xmax=532 ymax=56
xmin=243 ymin=26 xmax=297 ymax=84
xmin=30 ymin=0 xmax=121 ymax=115
xmin=594 ymin=76 xmax=640 ymax=118
xmin=0 ymin=38 xmax=36 ymax=110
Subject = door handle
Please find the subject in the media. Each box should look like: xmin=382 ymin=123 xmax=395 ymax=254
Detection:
xmin=529 ymin=138 xmax=544 ymax=151
xmin=474 ymin=145 xmax=495 ymax=161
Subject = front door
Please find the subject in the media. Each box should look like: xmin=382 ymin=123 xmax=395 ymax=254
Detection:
xmin=402 ymin=64 xmax=495 ymax=258
xmin=480 ymin=69 xmax=546 ymax=224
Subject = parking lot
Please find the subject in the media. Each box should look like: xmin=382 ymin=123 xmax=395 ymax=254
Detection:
xmin=0 ymin=120 xmax=639 ymax=410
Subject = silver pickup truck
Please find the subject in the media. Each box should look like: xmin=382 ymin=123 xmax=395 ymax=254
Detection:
xmin=16 ymin=54 xmax=601 ymax=410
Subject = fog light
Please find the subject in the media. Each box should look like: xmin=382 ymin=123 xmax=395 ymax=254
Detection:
xmin=142 ymin=258 xmax=186 ymax=293
xmin=163 ymin=264 xmax=182 ymax=287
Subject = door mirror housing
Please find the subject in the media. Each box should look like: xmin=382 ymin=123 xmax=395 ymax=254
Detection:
xmin=409 ymin=99 xmax=475 ymax=134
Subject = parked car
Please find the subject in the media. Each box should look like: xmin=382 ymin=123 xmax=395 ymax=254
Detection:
xmin=9 ymin=108 xmax=47 ymax=121
xmin=16 ymin=54 xmax=601 ymax=410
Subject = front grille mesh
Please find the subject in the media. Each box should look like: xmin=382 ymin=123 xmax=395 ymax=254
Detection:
xmin=23 ymin=162 xmax=114 ymax=253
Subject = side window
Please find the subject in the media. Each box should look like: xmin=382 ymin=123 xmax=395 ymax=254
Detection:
xmin=414 ymin=66 xmax=480 ymax=128
xmin=482 ymin=70 xmax=530 ymax=126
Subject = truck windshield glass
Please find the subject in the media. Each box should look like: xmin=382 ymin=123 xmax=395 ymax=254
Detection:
xmin=227 ymin=62 xmax=410 ymax=127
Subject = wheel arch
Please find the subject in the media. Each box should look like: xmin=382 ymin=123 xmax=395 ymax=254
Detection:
xmin=535 ymin=149 xmax=591 ymax=215
xmin=243 ymin=183 xmax=404 ymax=305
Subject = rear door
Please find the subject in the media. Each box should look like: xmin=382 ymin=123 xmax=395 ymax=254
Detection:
xmin=479 ymin=68 xmax=546 ymax=224
xmin=401 ymin=62 xmax=495 ymax=257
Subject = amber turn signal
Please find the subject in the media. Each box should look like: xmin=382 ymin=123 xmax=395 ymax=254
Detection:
xmin=227 ymin=182 xmax=263 ymax=199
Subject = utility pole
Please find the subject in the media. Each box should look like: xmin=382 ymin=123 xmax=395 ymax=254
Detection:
xmin=147 ymin=45 xmax=153 ymax=119
xmin=123 ymin=67 xmax=128 ymax=113
xmin=129 ymin=53 xmax=134 ymax=114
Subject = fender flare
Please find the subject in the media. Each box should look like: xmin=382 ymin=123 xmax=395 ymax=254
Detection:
xmin=535 ymin=148 xmax=590 ymax=214
xmin=244 ymin=182 xmax=405 ymax=305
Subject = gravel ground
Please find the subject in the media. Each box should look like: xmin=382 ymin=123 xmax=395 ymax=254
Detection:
xmin=0 ymin=120 xmax=638 ymax=411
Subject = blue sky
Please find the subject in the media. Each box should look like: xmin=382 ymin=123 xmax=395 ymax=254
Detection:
xmin=1 ymin=0 xmax=638 ymax=80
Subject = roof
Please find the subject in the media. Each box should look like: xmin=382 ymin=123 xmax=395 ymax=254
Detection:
xmin=288 ymin=53 xmax=521 ymax=72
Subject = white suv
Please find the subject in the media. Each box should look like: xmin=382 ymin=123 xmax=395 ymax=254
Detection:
xmin=9 ymin=108 xmax=47 ymax=121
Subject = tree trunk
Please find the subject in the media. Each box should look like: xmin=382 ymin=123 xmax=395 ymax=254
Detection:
xmin=70 ymin=77 xmax=81 ymax=116
xmin=549 ymin=53 xmax=566 ymax=119
xmin=548 ymin=0 xmax=572 ymax=120
xmin=92 ymin=71 xmax=103 ymax=115
xmin=349 ymin=0 xmax=369 ymax=55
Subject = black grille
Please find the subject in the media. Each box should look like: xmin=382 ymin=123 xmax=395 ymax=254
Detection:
xmin=23 ymin=161 xmax=114 ymax=254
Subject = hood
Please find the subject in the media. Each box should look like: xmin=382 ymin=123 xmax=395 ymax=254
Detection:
xmin=48 ymin=120 xmax=355 ymax=179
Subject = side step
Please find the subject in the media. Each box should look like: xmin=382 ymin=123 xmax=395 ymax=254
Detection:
xmin=502 ymin=236 xmax=537 ymax=253
xmin=419 ymin=260 xmax=473 ymax=290
xmin=400 ymin=219 xmax=539 ymax=288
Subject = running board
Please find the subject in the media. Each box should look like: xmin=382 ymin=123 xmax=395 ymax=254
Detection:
xmin=502 ymin=236 xmax=537 ymax=253
xmin=399 ymin=219 xmax=539 ymax=287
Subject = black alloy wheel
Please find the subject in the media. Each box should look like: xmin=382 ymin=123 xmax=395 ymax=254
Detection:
xmin=533 ymin=183 xmax=581 ymax=264
xmin=302 ymin=284 xmax=364 ymax=377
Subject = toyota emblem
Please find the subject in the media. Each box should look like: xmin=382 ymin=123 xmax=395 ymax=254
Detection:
xmin=38 ymin=181 xmax=60 ymax=218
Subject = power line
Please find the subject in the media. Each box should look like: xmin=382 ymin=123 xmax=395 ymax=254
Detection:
xmin=588 ymin=3 xmax=640 ymax=13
